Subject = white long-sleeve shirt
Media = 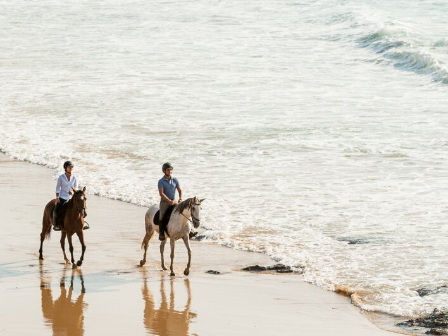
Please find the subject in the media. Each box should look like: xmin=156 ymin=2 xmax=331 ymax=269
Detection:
xmin=56 ymin=173 xmax=78 ymax=200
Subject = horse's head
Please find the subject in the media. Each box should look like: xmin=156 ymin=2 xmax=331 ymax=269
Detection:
xmin=72 ymin=187 xmax=87 ymax=218
xmin=190 ymin=196 xmax=205 ymax=229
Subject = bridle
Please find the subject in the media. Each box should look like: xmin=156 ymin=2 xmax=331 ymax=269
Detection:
xmin=180 ymin=202 xmax=201 ymax=226
xmin=74 ymin=193 xmax=87 ymax=218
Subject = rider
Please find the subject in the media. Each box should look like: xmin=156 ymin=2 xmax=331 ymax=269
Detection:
xmin=158 ymin=162 xmax=182 ymax=241
xmin=53 ymin=161 xmax=78 ymax=231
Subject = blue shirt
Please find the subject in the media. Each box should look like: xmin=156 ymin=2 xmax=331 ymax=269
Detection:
xmin=158 ymin=176 xmax=180 ymax=200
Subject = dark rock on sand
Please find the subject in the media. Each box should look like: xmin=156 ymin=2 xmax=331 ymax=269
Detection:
xmin=242 ymin=265 xmax=267 ymax=272
xmin=206 ymin=270 xmax=220 ymax=275
xmin=426 ymin=329 xmax=448 ymax=335
xmin=191 ymin=234 xmax=207 ymax=241
xmin=267 ymin=264 xmax=294 ymax=273
xmin=242 ymin=264 xmax=301 ymax=274
xmin=397 ymin=309 xmax=448 ymax=335
xmin=417 ymin=285 xmax=448 ymax=297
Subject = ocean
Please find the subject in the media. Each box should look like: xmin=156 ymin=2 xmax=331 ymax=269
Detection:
xmin=1 ymin=0 xmax=448 ymax=318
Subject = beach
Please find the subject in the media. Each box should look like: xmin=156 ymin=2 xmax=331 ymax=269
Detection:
xmin=0 ymin=153 xmax=398 ymax=335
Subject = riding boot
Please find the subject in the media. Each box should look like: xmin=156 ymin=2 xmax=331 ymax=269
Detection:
xmin=53 ymin=210 xmax=60 ymax=231
xmin=189 ymin=229 xmax=198 ymax=239
xmin=159 ymin=224 xmax=166 ymax=241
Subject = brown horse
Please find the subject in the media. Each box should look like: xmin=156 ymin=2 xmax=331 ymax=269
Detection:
xmin=39 ymin=187 xmax=88 ymax=268
xmin=40 ymin=262 xmax=87 ymax=335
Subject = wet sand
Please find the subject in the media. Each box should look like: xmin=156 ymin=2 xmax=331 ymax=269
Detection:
xmin=0 ymin=153 xmax=397 ymax=335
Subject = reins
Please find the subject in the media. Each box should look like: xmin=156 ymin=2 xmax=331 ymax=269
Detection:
xmin=178 ymin=203 xmax=200 ymax=224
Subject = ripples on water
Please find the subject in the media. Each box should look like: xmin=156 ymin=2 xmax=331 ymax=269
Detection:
xmin=1 ymin=0 xmax=448 ymax=317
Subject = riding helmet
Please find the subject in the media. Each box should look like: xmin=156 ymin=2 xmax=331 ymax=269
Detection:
xmin=64 ymin=161 xmax=74 ymax=170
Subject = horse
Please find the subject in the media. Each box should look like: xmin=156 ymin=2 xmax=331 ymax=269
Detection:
xmin=39 ymin=187 xmax=88 ymax=268
xmin=142 ymin=268 xmax=196 ymax=335
xmin=39 ymin=262 xmax=86 ymax=335
xmin=140 ymin=196 xmax=204 ymax=276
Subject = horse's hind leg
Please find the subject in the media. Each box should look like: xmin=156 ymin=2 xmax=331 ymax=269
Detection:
xmin=140 ymin=230 xmax=154 ymax=267
xmin=60 ymin=231 xmax=69 ymax=263
xmin=75 ymin=231 xmax=86 ymax=267
xmin=39 ymin=211 xmax=52 ymax=260
xmin=182 ymin=236 xmax=192 ymax=276
xmin=169 ymin=239 xmax=176 ymax=276
xmin=160 ymin=239 xmax=168 ymax=271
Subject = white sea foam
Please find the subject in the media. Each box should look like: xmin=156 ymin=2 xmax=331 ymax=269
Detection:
xmin=1 ymin=0 xmax=448 ymax=319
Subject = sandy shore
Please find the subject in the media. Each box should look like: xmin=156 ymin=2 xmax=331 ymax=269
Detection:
xmin=0 ymin=153 xmax=397 ymax=335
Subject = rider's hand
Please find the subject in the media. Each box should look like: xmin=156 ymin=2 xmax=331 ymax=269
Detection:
xmin=69 ymin=190 xmax=73 ymax=195
xmin=56 ymin=198 xmax=60 ymax=204
xmin=178 ymin=199 xmax=182 ymax=204
xmin=170 ymin=200 xmax=176 ymax=206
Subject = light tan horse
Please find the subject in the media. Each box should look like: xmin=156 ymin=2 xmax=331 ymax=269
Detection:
xmin=140 ymin=197 xmax=204 ymax=276
xmin=39 ymin=187 xmax=88 ymax=268
xmin=142 ymin=268 xmax=196 ymax=335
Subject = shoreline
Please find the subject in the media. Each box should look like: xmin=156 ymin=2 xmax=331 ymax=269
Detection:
xmin=0 ymin=152 xmax=399 ymax=335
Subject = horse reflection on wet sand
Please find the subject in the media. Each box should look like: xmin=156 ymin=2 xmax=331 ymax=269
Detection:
xmin=142 ymin=269 xmax=197 ymax=336
xmin=39 ymin=262 xmax=87 ymax=336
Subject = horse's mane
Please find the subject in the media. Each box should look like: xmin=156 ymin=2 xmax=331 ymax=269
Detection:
xmin=65 ymin=190 xmax=82 ymax=207
xmin=175 ymin=198 xmax=193 ymax=214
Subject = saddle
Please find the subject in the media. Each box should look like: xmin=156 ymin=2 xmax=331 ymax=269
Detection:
xmin=153 ymin=206 xmax=175 ymax=237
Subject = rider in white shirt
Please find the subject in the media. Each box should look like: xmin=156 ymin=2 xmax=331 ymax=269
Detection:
xmin=53 ymin=161 xmax=78 ymax=231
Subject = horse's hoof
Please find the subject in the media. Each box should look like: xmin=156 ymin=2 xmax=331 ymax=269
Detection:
xmin=184 ymin=269 xmax=190 ymax=276
xmin=76 ymin=260 xmax=82 ymax=267
xmin=170 ymin=272 xmax=175 ymax=276
xmin=140 ymin=260 xmax=145 ymax=266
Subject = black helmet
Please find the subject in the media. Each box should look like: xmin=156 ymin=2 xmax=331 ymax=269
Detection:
xmin=162 ymin=162 xmax=173 ymax=172
xmin=63 ymin=161 xmax=74 ymax=170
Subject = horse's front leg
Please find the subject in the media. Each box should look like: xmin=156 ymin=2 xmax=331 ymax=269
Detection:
xmin=39 ymin=232 xmax=45 ymax=260
xmin=160 ymin=239 xmax=168 ymax=271
xmin=182 ymin=236 xmax=192 ymax=276
xmin=60 ymin=231 xmax=69 ymax=263
xmin=169 ymin=239 xmax=176 ymax=276
xmin=75 ymin=231 xmax=86 ymax=267
xmin=67 ymin=234 xmax=76 ymax=268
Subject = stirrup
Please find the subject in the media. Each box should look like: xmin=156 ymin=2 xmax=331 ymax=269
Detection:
xmin=83 ymin=221 xmax=90 ymax=230
xmin=53 ymin=226 xmax=61 ymax=231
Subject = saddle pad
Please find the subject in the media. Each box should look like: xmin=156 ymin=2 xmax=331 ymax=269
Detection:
xmin=153 ymin=206 xmax=175 ymax=226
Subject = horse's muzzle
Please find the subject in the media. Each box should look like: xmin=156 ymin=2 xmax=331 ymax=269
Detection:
xmin=193 ymin=220 xmax=200 ymax=228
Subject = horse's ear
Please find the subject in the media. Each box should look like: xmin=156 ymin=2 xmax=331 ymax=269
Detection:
xmin=200 ymin=198 xmax=206 ymax=203
xmin=82 ymin=186 xmax=86 ymax=193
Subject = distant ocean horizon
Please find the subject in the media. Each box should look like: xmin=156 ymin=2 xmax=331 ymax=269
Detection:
xmin=1 ymin=0 xmax=448 ymax=318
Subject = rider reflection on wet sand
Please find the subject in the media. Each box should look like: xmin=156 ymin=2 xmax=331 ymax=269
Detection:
xmin=39 ymin=262 xmax=87 ymax=336
xmin=141 ymin=268 xmax=197 ymax=336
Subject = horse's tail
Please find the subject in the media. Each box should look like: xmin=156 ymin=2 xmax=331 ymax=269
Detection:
xmin=142 ymin=209 xmax=156 ymax=249
xmin=45 ymin=221 xmax=52 ymax=240
xmin=141 ymin=232 xmax=154 ymax=249
xmin=42 ymin=201 xmax=54 ymax=240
